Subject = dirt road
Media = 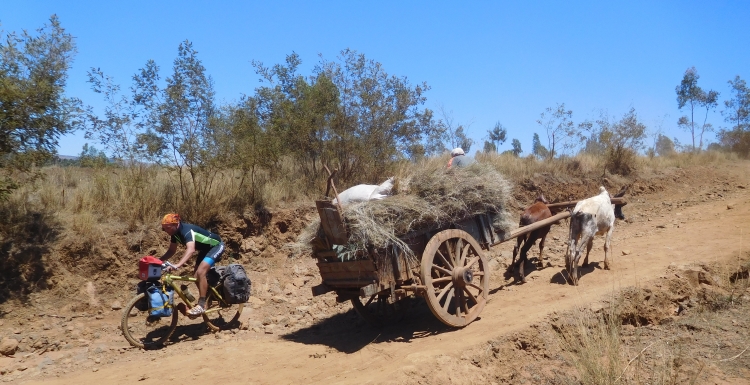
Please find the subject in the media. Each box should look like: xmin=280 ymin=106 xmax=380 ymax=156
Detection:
xmin=14 ymin=163 xmax=750 ymax=385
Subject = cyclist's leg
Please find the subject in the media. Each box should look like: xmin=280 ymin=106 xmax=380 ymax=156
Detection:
xmin=189 ymin=243 xmax=225 ymax=316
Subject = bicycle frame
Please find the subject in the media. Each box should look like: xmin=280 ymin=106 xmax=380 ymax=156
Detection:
xmin=161 ymin=273 xmax=229 ymax=315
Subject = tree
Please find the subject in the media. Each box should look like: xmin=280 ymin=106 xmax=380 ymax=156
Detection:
xmin=717 ymin=128 xmax=750 ymax=158
xmin=486 ymin=122 xmax=507 ymax=152
xmin=453 ymin=126 xmax=473 ymax=153
xmin=85 ymin=67 xmax=144 ymax=163
xmin=722 ymin=76 xmax=750 ymax=131
xmin=676 ymin=67 xmax=718 ymax=151
xmin=536 ymin=103 xmax=577 ymax=160
xmin=716 ymin=76 xmax=750 ymax=158
xmin=314 ymin=49 xmax=434 ymax=182
xmin=251 ymin=53 xmax=339 ymax=182
xmin=132 ymin=41 xmax=219 ymax=212
xmin=698 ymin=89 xmax=719 ymax=150
xmin=0 ymin=15 xmax=83 ymax=198
xmin=78 ymin=143 xmax=108 ymax=168
xmin=482 ymin=141 xmax=496 ymax=153
xmin=435 ymin=105 xmax=473 ymax=154
xmin=213 ymin=97 xmax=277 ymax=201
xmin=511 ymin=138 xmax=522 ymax=157
xmin=532 ymin=133 xmax=548 ymax=159
xmin=596 ymin=108 xmax=647 ymax=175
xmin=654 ymin=134 xmax=675 ymax=156
xmin=422 ymin=109 xmax=447 ymax=157
xmin=582 ymin=132 xmax=606 ymax=155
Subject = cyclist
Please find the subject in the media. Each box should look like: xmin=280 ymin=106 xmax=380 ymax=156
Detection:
xmin=159 ymin=213 xmax=225 ymax=318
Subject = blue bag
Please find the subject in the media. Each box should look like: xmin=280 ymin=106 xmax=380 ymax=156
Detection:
xmin=147 ymin=285 xmax=174 ymax=317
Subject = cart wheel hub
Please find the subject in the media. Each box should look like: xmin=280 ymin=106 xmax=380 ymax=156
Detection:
xmin=452 ymin=267 xmax=473 ymax=287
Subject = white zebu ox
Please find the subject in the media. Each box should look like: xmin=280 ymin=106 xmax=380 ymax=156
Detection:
xmin=565 ymin=186 xmax=627 ymax=285
xmin=332 ymin=177 xmax=394 ymax=205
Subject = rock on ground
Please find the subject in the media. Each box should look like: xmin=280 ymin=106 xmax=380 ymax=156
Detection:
xmin=0 ymin=338 xmax=19 ymax=356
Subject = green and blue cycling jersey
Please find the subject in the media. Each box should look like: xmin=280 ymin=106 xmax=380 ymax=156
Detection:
xmin=171 ymin=223 xmax=224 ymax=267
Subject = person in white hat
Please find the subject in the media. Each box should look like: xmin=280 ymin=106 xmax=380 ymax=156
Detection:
xmin=447 ymin=147 xmax=475 ymax=168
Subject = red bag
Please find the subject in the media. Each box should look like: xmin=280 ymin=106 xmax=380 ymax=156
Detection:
xmin=139 ymin=256 xmax=163 ymax=281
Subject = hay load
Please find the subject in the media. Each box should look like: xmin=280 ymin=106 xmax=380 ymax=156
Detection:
xmin=296 ymin=162 xmax=516 ymax=267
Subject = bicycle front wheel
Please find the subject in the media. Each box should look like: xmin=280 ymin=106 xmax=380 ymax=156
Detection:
xmin=121 ymin=293 xmax=178 ymax=349
xmin=202 ymin=291 xmax=244 ymax=332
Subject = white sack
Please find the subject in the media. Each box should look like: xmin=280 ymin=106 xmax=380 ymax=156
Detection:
xmin=333 ymin=177 xmax=394 ymax=205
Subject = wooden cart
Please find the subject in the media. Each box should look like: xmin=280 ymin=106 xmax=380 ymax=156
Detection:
xmin=310 ymin=175 xmax=626 ymax=327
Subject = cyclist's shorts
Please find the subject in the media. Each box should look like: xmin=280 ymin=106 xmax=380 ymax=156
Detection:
xmin=196 ymin=242 xmax=225 ymax=268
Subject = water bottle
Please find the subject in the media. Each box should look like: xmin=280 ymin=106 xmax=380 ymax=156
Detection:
xmin=180 ymin=284 xmax=196 ymax=303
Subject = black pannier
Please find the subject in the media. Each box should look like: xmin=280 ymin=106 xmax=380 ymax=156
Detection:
xmin=221 ymin=264 xmax=251 ymax=304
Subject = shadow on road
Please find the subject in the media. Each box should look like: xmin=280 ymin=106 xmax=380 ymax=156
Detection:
xmin=281 ymin=298 xmax=458 ymax=353
xmin=549 ymin=261 xmax=601 ymax=285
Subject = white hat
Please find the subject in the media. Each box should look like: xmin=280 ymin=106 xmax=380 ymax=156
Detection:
xmin=451 ymin=148 xmax=465 ymax=156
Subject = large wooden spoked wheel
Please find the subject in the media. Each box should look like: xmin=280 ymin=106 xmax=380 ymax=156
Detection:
xmin=421 ymin=229 xmax=489 ymax=327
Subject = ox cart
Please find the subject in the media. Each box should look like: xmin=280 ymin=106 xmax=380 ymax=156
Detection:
xmin=310 ymin=175 xmax=626 ymax=327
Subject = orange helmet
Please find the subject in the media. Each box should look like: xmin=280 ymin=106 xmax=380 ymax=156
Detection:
xmin=161 ymin=213 xmax=180 ymax=225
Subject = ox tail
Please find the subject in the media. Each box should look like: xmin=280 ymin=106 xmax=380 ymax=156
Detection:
xmin=569 ymin=212 xmax=592 ymax=238
xmin=568 ymin=212 xmax=593 ymax=254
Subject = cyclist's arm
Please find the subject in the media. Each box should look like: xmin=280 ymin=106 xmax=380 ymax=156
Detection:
xmin=160 ymin=242 xmax=178 ymax=261
xmin=170 ymin=241 xmax=196 ymax=269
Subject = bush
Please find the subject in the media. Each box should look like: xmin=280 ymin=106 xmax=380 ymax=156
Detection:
xmin=604 ymin=147 xmax=638 ymax=176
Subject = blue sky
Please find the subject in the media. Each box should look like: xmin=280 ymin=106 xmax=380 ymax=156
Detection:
xmin=4 ymin=1 xmax=749 ymax=156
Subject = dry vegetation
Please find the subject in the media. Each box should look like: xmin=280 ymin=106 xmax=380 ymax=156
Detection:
xmin=554 ymin=255 xmax=750 ymax=385
xmin=0 ymin=150 xmax=738 ymax=303
xmin=401 ymin=255 xmax=750 ymax=385
xmin=296 ymin=160 xmax=515 ymax=261
xmin=0 ymin=150 xmax=747 ymax=384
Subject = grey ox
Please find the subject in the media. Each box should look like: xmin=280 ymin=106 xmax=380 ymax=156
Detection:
xmin=565 ymin=186 xmax=627 ymax=285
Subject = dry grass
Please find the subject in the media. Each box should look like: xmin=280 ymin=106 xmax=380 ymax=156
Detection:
xmin=555 ymin=305 xmax=624 ymax=385
xmin=554 ymin=299 xmax=705 ymax=385
xmin=295 ymin=160 xmax=516 ymax=267
xmin=20 ymin=151 xmax=736 ymax=231
xmin=553 ymin=254 xmax=750 ymax=385
xmin=639 ymin=150 xmax=737 ymax=172
xmin=475 ymin=152 xmax=604 ymax=180
xmin=0 ymin=150 xmax=738 ymax=273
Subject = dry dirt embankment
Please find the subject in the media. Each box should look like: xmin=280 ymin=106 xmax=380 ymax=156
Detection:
xmin=1 ymin=161 xmax=749 ymax=384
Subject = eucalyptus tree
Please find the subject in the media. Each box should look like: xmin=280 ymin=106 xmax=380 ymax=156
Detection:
xmin=485 ymin=122 xmax=507 ymax=152
xmin=676 ymin=67 xmax=718 ymax=151
xmin=532 ymin=133 xmax=548 ymax=159
xmin=510 ymin=138 xmax=522 ymax=157
xmin=0 ymin=16 xmax=82 ymax=198
xmin=722 ymin=76 xmax=749 ymax=131
xmin=717 ymin=76 xmax=750 ymax=157
xmin=131 ymin=41 xmax=219 ymax=209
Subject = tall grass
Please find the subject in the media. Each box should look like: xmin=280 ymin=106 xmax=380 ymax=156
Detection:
xmin=556 ymin=305 xmax=624 ymax=385
xmin=639 ymin=150 xmax=737 ymax=172
xmin=553 ymin=253 xmax=750 ymax=385
xmin=19 ymin=151 xmax=740 ymax=229
xmin=475 ymin=152 xmax=604 ymax=180
xmin=555 ymin=301 xmax=705 ymax=385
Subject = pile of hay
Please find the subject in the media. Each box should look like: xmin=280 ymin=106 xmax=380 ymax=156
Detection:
xmin=294 ymin=162 xmax=516 ymax=268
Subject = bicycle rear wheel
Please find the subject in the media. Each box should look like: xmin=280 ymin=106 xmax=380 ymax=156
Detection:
xmin=202 ymin=286 xmax=244 ymax=332
xmin=121 ymin=293 xmax=178 ymax=349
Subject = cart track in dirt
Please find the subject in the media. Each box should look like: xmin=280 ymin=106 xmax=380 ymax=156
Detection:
xmin=15 ymin=162 xmax=750 ymax=385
